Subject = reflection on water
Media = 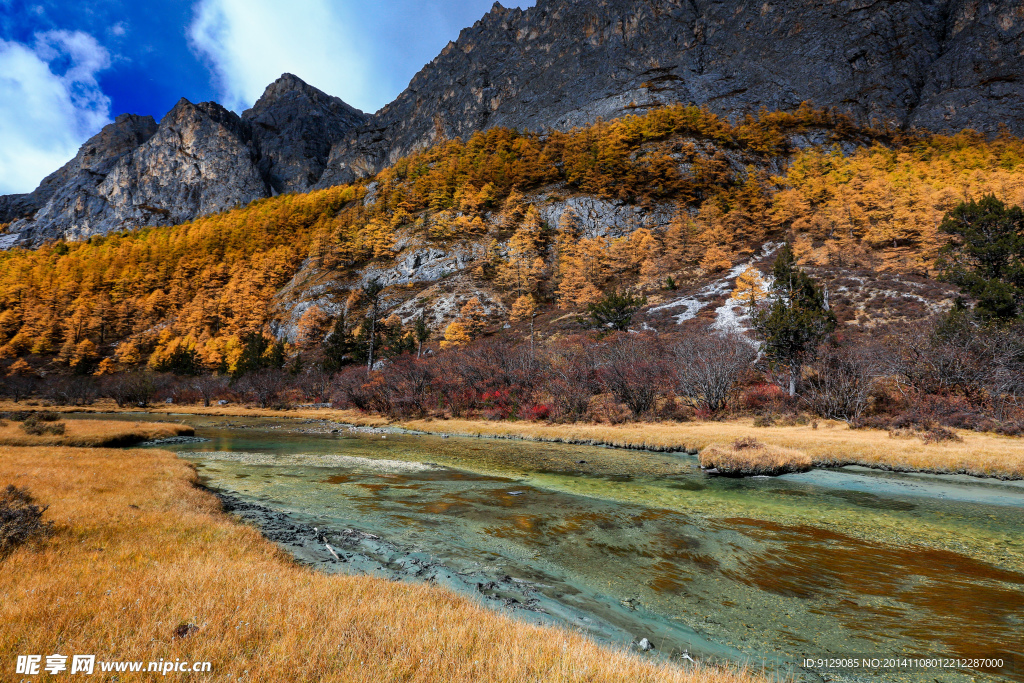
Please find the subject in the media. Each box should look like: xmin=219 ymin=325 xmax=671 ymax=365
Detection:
xmin=80 ymin=413 xmax=1024 ymax=681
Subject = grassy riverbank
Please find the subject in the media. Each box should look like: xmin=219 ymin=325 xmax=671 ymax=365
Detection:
xmin=0 ymin=443 xmax=758 ymax=682
xmin=4 ymin=399 xmax=1023 ymax=479
xmin=0 ymin=418 xmax=192 ymax=447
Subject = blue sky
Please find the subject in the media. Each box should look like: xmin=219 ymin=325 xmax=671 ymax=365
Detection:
xmin=0 ymin=0 xmax=534 ymax=195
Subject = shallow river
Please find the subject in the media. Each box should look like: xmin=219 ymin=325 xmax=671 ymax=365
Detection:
xmin=84 ymin=413 xmax=1024 ymax=681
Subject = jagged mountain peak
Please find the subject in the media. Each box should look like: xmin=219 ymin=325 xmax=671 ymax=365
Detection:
xmin=243 ymin=73 xmax=368 ymax=194
xmin=164 ymin=98 xmax=250 ymax=137
xmin=316 ymin=0 xmax=1023 ymax=188
xmin=4 ymin=0 xmax=1024 ymax=245
xmin=247 ymin=73 xmax=363 ymax=117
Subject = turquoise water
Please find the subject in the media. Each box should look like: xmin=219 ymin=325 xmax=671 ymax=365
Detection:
xmin=82 ymin=413 xmax=1024 ymax=681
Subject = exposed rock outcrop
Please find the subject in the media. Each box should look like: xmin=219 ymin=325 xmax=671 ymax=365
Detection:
xmin=7 ymin=101 xmax=263 ymax=245
xmin=243 ymin=73 xmax=368 ymax=194
xmin=317 ymin=0 xmax=1024 ymax=185
xmin=1 ymin=113 xmax=158 ymax=243
xmin=4 ymin=0 xmax=1023 ymax=245
xmin=0 ymin=194 xmax=41 ymax=225
xmin=5 ymin=77 xmax=364 ymax=246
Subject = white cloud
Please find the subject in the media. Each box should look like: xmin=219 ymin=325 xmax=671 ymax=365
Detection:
xmin=0 ymin=30 xmax=112 ymax=194
xmin=188 ymin=0 xmax=373 ymax=113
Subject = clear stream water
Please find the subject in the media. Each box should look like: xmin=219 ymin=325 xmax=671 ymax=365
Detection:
xmin=80 ymin=413 xmax=1024 ymax=682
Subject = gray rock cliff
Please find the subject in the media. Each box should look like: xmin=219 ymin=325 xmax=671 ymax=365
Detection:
xmin=4 ymin=0 xmax=1023 ymax=245
xmin=317 ymin=0 xmax=1024 ymax=186
xmin=0 ymin=113 xmax=157 ymax=228
xmin=4 ymin=77 xmax=363 ymax=246
xmin=7 ymin=101 xmax=264 ymax=245
xmin=243 ymin=73 xmax=368 ymax=194
xmin=0 ymin=194 xmax=42 ymax=224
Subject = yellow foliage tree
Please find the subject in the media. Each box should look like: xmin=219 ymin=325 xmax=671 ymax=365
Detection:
xmin=94 ymin=357 xmax=118 ymax=376
xmin=440 ymin=321 xmax=471 ymax=348
xmin=699 ymin=245 xmax=732 ymax=273
xmin=730 ymin=267 xmax=768 ymax=310
xmin=509 ymin=295 xmax=536 ymax=322
xmin=296 ymin=305 xmax=330 ymax=349
xmin=459 ymin=297 xmax=487 ymax=337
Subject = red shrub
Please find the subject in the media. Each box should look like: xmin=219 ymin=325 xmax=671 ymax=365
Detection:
xmin=741 ymin=384 xmax=784 ymax=410
xmin=523 ymin=404 xmax=552 ymax=421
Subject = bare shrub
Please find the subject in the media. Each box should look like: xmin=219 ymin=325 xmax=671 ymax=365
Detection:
xmin=101 ymin=372 xmax=156 ymax=408
xmin=380 ymin=358 xmax=435 ymax=418
xmin=670 ymin=327 xmax=755 ymax=413
xmin=428 ymin=339 xmax=537 ymax=418
xmin=543 ymin=337 xmax=602 ymax=421
xmin=234 ymin=370 xmax=289 ymax=409
xmin=0 ymin=485 xmax=53 ymax=557
xmin=801 ymin=342 xmax=876 ymax=421
xmin=882 ymin=314 xmax=1022 ymax=410
xmin=596 ymin=332 xmax=667 ymax=418
xmin=190 ymin=375 xmax=229 ymax=407
xmin=294 ymin=367 xmax=332 ymax=405
xmin=922 ymin=426 xmax=964 ymax=444
xmin=1 ymin=374 xmax=38 ymax=403
xmin=330 ymin=366 xmax=376 ymax=412
xmin=41 ymin=375 xmax=98 ymax=406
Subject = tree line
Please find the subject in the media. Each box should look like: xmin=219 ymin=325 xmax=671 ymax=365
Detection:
xmin=0 ymin=103 xmax=1021 ymax=388
xmin=4 ymin=196 xmax=1022 ymax=434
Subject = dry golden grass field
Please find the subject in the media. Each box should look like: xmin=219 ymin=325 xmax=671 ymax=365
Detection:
xmin=0 ymin=444 xmax=761 ymax=682
xmin=4 ymin=398 xmax=1024 ymax=479
xmin=698 ymin=439 xmax=811 ymax=476
xmin=374 ymin=416 xmax=1024 ymax=479
xmin=0 ymin=418 xmax=191 ymax=448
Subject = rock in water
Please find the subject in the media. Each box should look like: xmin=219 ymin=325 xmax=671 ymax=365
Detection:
xmin=637 ymin=637 xmax=653 ymax=651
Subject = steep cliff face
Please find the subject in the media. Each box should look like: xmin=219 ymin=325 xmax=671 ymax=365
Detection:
xmin=243 ymin=73 xmax=368 ymax=194
xmin=317 ymin=0 xmax=1024 ymax=186
xmin=909 ymin=0 xmax=1024 ymax=133
xmin=4 ymin=77 xmax=364 ymax=246
xmin=0 ymin=194 xmax=41 ymax=224
xmin=0 ymin=113 xmax=158 ymax=231
xmin=6 ymin=101 xmax=263 ymax=245
xmin=92 ymin=99 xmax=268 ymax=232
xmin=3 ymin=0 xmax=1022 ymax=244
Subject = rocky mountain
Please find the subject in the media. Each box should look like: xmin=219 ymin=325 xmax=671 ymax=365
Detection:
xmin=2 ymin=77 xmax=365 ymax=247
xmin=0 ymin=193 xmax=43 ymax=225
xmin=0 ymin=113 xmax=158 ymax=232
xmin=243 ymin=73 xmax=368 ymax=194
xmin=318 ymin=0 xmax=1024 ymax=185
xmin=3 ymin=0 xmax=1022 ymax=245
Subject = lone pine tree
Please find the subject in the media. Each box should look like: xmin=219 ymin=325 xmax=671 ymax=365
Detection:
xmin=938 ymin=195 xmax=1024 ymax=321
xmin=753 ymin=243 xmax=836 ymax=397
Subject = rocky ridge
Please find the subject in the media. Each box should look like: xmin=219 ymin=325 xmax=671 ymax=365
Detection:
xmin=243 ymin=73 xmax=368 ymax=194
xmin=3 ymin=0 xmax=1023 ymax=245
xmin=316 ymin=0 xmax=1024 ymax=185
xmin=3 ymin=76 xmax=365 ymax=247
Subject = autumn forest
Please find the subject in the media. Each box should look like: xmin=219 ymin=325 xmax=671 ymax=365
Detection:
xmin=1 ymin=103 xmax=1023 ymax=429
